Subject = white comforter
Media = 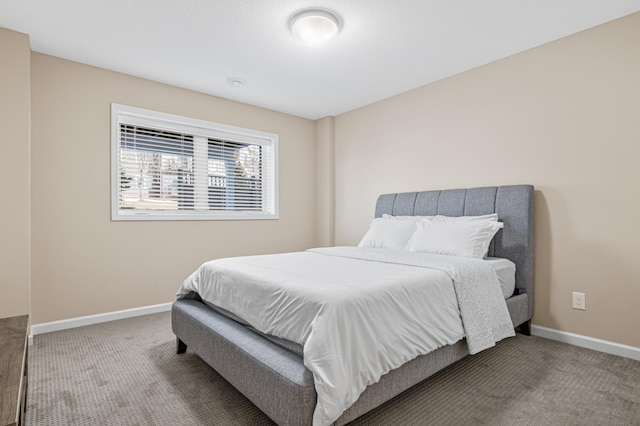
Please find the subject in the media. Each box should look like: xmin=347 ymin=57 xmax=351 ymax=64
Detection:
xmin=177 ymin=247 xmax=514 ymax=426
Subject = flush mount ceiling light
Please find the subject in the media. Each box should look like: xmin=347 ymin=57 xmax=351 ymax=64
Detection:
xmin=289 ymin=9 xmax=341 ymax=46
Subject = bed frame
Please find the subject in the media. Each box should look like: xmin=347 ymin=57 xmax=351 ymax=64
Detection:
xmin=172 ymin=184 xmax=534 ymax=425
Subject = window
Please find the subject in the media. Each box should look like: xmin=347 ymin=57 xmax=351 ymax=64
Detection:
xmin=111 ymin=104 xmax=278 ymax=220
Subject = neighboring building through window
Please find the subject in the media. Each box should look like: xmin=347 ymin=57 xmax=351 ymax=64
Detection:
xmin=112 ymin=104 xmax=278 ymax=220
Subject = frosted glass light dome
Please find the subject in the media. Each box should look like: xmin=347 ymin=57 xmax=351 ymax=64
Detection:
xmin=290 ymin=9 xmax=340 ymax=45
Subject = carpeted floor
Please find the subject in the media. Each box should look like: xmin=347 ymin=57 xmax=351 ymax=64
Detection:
xmin=26 ymin=312 xmax=640 ymax=425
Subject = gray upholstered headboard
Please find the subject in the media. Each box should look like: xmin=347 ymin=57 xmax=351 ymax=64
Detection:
xmin=375 ymin=185 xmax=534 ymax=319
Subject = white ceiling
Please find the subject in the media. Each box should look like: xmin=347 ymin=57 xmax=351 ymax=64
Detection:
xmin=1 ymin=0 xmax=639 ymax=120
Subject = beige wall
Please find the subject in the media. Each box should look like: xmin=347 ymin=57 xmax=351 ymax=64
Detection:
xmin=315 ymin=116 xmax=335 ymax=246
xmin=30 ymin=53 xmax=316 ymax=324
xmin=0 ymin=28 xmax=31 ymax=319
xmin=334 ymin=13 xmax=640 ymax=347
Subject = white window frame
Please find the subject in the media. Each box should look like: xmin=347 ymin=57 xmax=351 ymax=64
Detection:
xmin=111 ymin=103 xmax=278 ymax=221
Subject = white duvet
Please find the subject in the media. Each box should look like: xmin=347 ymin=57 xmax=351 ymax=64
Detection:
xmin=177 ymin=247 xmax=514 ymax=426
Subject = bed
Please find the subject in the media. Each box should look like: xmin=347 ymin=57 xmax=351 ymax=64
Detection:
xmin=172 ymin=184 xmax=534 ymax=425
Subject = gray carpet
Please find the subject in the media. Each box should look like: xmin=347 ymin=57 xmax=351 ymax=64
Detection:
xmin=26 ymin=312 xmax=640 ymax=425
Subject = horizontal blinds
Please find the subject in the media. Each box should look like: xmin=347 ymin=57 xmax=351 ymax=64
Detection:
xmin=118 ymin=123 xmax=274 ymax=214
xmin=118 ymin=124 xmax=196 ymax=211
xmin=207 ymin=139 xmax=265 ymax=211
xmin=120 ymin=125 xmax=194 ymax=156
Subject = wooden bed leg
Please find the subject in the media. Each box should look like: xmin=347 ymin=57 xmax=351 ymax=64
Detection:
xmin=518 ymin=320 xmax=531 ymax=336
xmin=176 ymin=338 xmax=187 ymax=354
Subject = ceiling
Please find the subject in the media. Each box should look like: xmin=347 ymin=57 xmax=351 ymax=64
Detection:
xmin=1 ymin=1 xmax=639 ymax=120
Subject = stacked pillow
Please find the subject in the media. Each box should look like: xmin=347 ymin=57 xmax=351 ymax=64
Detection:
xmin=358 ymin=213 xmax=503 ymax=259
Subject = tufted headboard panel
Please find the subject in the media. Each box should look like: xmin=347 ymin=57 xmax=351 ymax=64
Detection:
xmin=375 ymin=185 xmax=535 ymax=319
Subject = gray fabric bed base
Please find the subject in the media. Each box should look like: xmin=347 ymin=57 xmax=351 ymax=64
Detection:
xmin=172 ymin=184 xmax=534 ymax=425
xmin=172 ymin=299 xmax=315 ymax=426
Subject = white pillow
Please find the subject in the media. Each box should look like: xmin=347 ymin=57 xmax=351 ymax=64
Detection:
xmin=407 ymin=219 xmax=503 ymax=258
xmin=358 ymin=218 xmax=418 ymax=249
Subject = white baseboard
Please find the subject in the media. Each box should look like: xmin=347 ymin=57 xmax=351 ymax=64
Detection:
xmin=531 ymin=325 xmax=640 ymax=362
xmin=28 ymin=302 xmax=172 ymax=345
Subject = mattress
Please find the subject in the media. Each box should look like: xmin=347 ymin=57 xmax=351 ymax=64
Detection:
xmin=485 ymin=257 xmax=516 ymax=299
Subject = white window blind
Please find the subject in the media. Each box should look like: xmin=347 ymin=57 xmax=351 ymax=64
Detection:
xmin=112 ymin=104 xmax=278 ymax=221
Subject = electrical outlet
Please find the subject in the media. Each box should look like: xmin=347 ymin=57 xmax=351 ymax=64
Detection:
xmin=572 ymin=292 xmax=586 ymax=310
